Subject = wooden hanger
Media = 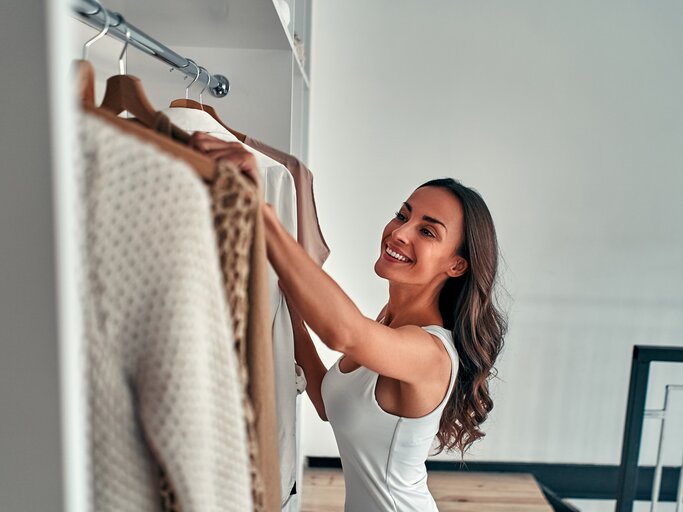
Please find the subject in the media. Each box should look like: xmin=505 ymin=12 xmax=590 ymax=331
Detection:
xmin=74 ymin=13 xmax=214 ymax=180
xmin=76 ymin=2 xmax=108 ymax=107
xmin=168 ymin=98 xmax=248 ymax=143
xmin=99 ymin=74 xmax=159 ymax=128
xmin=169 ymin=65 xmax=247 ymax=142
xmin=73 ymin=63 xmax=214 ymax=180
xmin=74 ymin=59 xmax=96 ymax=107
xmin=97 ymin=15 xmax=156 ymax=128
xmin=84 ymin=103 xmax=215 ymax=181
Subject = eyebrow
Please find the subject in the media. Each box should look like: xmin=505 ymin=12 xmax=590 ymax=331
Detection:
xmin=403 ymin=202 xmax=448 ymax=231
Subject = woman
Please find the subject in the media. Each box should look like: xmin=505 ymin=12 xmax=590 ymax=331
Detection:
xmin=193 ymin=137 xmax=507 ymax=512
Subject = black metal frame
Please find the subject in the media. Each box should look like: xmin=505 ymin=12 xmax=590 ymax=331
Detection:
xmin=616 ymin=345 xmax=683 ymax=512
xmin=539 ymin=483 xmax=581 ymax=512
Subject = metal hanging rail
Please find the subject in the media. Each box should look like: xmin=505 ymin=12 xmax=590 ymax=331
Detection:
xmin=72 ymin=0 xmax=230 ymax=98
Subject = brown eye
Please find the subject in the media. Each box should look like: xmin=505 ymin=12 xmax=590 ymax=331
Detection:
xmin=394 ymin=211 xmax=407 ymax=221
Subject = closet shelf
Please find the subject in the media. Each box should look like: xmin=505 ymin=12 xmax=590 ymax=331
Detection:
xmin=96 ymin=0 xmax=309 ymax=86
xmin=271 ymin=0 xmax=310 ymax=88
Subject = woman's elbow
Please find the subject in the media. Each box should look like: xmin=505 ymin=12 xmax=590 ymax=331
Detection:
xmin=326 ymin=337 xmax=346 ymax=353
xmin=325 ymin=328 xmax=356 ymax=354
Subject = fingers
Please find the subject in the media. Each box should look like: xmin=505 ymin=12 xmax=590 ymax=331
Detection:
xmin=204 ymin=148 xmax=256 ymax=167
xmin=189 ymin=132 xmax=262 ymax=189
xmin=190 ymin=132 xmax=243 ymax=153
xmin=190 ymin=133 xmax=254 ymax=168
xmin=214 ymin=150 xmax=259 ymax=186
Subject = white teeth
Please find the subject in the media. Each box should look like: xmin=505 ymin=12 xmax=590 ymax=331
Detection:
xmin=385 ymin=246 xmax=410 ymax=262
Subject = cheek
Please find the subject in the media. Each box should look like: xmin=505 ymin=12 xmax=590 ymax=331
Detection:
xmin=414 ymin=244 xmax=449 ymax=269
xmin=381 ymin=221 xmax=395 ymax=241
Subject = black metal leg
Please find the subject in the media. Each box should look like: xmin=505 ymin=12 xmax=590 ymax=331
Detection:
xmin=616 ymin=346 xmax=683 ymax=512
xmin=616 ymin=348 xmax=650 ymax=512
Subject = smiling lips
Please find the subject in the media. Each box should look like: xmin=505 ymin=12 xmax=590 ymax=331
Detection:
xmin=384 ymin=244 xmax=412 ymax=263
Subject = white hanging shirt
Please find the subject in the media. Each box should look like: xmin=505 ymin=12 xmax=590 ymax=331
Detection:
xmin=163 ymin=107 xmax=305 ymax=506
xmin=78 ymin=111 xmax=252 ymax=511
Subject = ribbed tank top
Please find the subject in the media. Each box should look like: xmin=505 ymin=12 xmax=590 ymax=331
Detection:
xmin=321 ymin=325 xmax=459 ymax=512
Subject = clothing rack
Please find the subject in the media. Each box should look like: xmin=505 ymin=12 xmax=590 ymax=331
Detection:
xmin=72 ymin=0 xmax=230 ymax=98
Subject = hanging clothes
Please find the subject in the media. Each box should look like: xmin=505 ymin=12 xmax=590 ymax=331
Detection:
xmin=149 ymin=110 xmax=280 ymax=511
xmin=242 ymin=136 xmax=330 ymax=267
xmin=151 ymin=112 xmax=281 ymax=511
xmin=209 ymin=162 xmax=278 ymax=512
xmin=78 ymin=110 xmax=252 ymax=512
xmin=164 ymin=107 xmax=304 ymax=507
xmin=241 ymin=134 xmax=329 ymax=512
xmin=244 ymin=187 xmax=282 ymax=512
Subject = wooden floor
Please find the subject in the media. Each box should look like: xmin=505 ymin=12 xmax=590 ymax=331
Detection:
xmin=301 ymin=469 xmax=553 ymax=512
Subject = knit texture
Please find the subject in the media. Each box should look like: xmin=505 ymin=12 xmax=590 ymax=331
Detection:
xmin=78 ymin=111 xmax=252 ymax=512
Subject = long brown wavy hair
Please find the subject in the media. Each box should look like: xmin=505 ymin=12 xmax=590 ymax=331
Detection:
xmin=419 ymin=178 xmax=507 ymax=457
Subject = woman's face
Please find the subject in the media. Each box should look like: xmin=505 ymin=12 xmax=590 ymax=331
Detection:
xmin=374 ymin=186 xmax=467 ymax=286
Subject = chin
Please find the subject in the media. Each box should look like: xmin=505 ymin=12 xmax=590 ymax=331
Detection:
xmin=373 ymin=258 xmax=389 ymax=279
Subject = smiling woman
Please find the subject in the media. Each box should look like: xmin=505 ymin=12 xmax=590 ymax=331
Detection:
xmin=236 ymin=155 xmax=507 ymax=511
xmin=373 ymin=178 xmax=507 ymax=455
xmin=189 ymin=131 xmax=506 ymax=510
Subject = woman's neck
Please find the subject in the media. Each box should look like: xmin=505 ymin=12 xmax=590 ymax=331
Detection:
xmin=383 ymin=281 xmax=443 ymax=328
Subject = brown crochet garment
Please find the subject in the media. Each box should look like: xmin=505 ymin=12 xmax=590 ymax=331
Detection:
xmin=210 ymin=162 xmax=267 ymax=511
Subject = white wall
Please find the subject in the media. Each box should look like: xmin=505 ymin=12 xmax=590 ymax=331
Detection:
xmin=304 ymin=0 xmax=683 ymax=465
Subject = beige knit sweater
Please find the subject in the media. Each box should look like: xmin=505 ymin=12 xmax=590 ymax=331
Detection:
xmin=78 ymin=111 xmax=252 ymax=512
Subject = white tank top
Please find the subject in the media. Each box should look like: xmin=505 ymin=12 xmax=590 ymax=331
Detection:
xmin=321 ymin=325 xmax=459 ymax=512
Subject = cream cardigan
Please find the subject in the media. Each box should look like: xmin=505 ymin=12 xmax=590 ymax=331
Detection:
xmin=78 ymin=111 xmax=252 ymax=511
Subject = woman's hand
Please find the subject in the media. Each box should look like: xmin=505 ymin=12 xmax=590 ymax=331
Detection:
xmin=190 ymin=132 xmax=262 ymax=194
xmin=190 ymin=133 xmax=283 ymax=232
xmin=261 ymin=201 xmax=279 ymax=228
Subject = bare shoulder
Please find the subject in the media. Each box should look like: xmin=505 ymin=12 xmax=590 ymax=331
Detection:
xmin=343 ymin=318 xmax=450 ymax=384
xmin=394 ymin=323 xmax=447 ymax=344
xmin=394 ymin=325 xmax=452 ymax=378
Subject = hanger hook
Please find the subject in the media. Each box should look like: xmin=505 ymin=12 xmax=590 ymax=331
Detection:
xmin=117 ymin=16 xmax=131 ymax=75
xmin=199 ymin=66 xmax=211 ymax=108
xmin=185 ymin=59 xmax=200 ymax=100
xmin=82 ymin=0 xmax=110 ymax=60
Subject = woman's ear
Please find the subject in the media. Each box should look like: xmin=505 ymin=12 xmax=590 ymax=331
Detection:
xmin=447 ymin=257 xmax=468 ymax=278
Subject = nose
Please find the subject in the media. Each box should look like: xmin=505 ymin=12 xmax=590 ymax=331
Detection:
xmin=390 ymin=222 xmax=410 ymax=246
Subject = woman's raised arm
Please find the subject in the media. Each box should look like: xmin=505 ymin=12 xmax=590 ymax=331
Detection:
xmin=262 ymin=205 xmax=450 ymax=387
